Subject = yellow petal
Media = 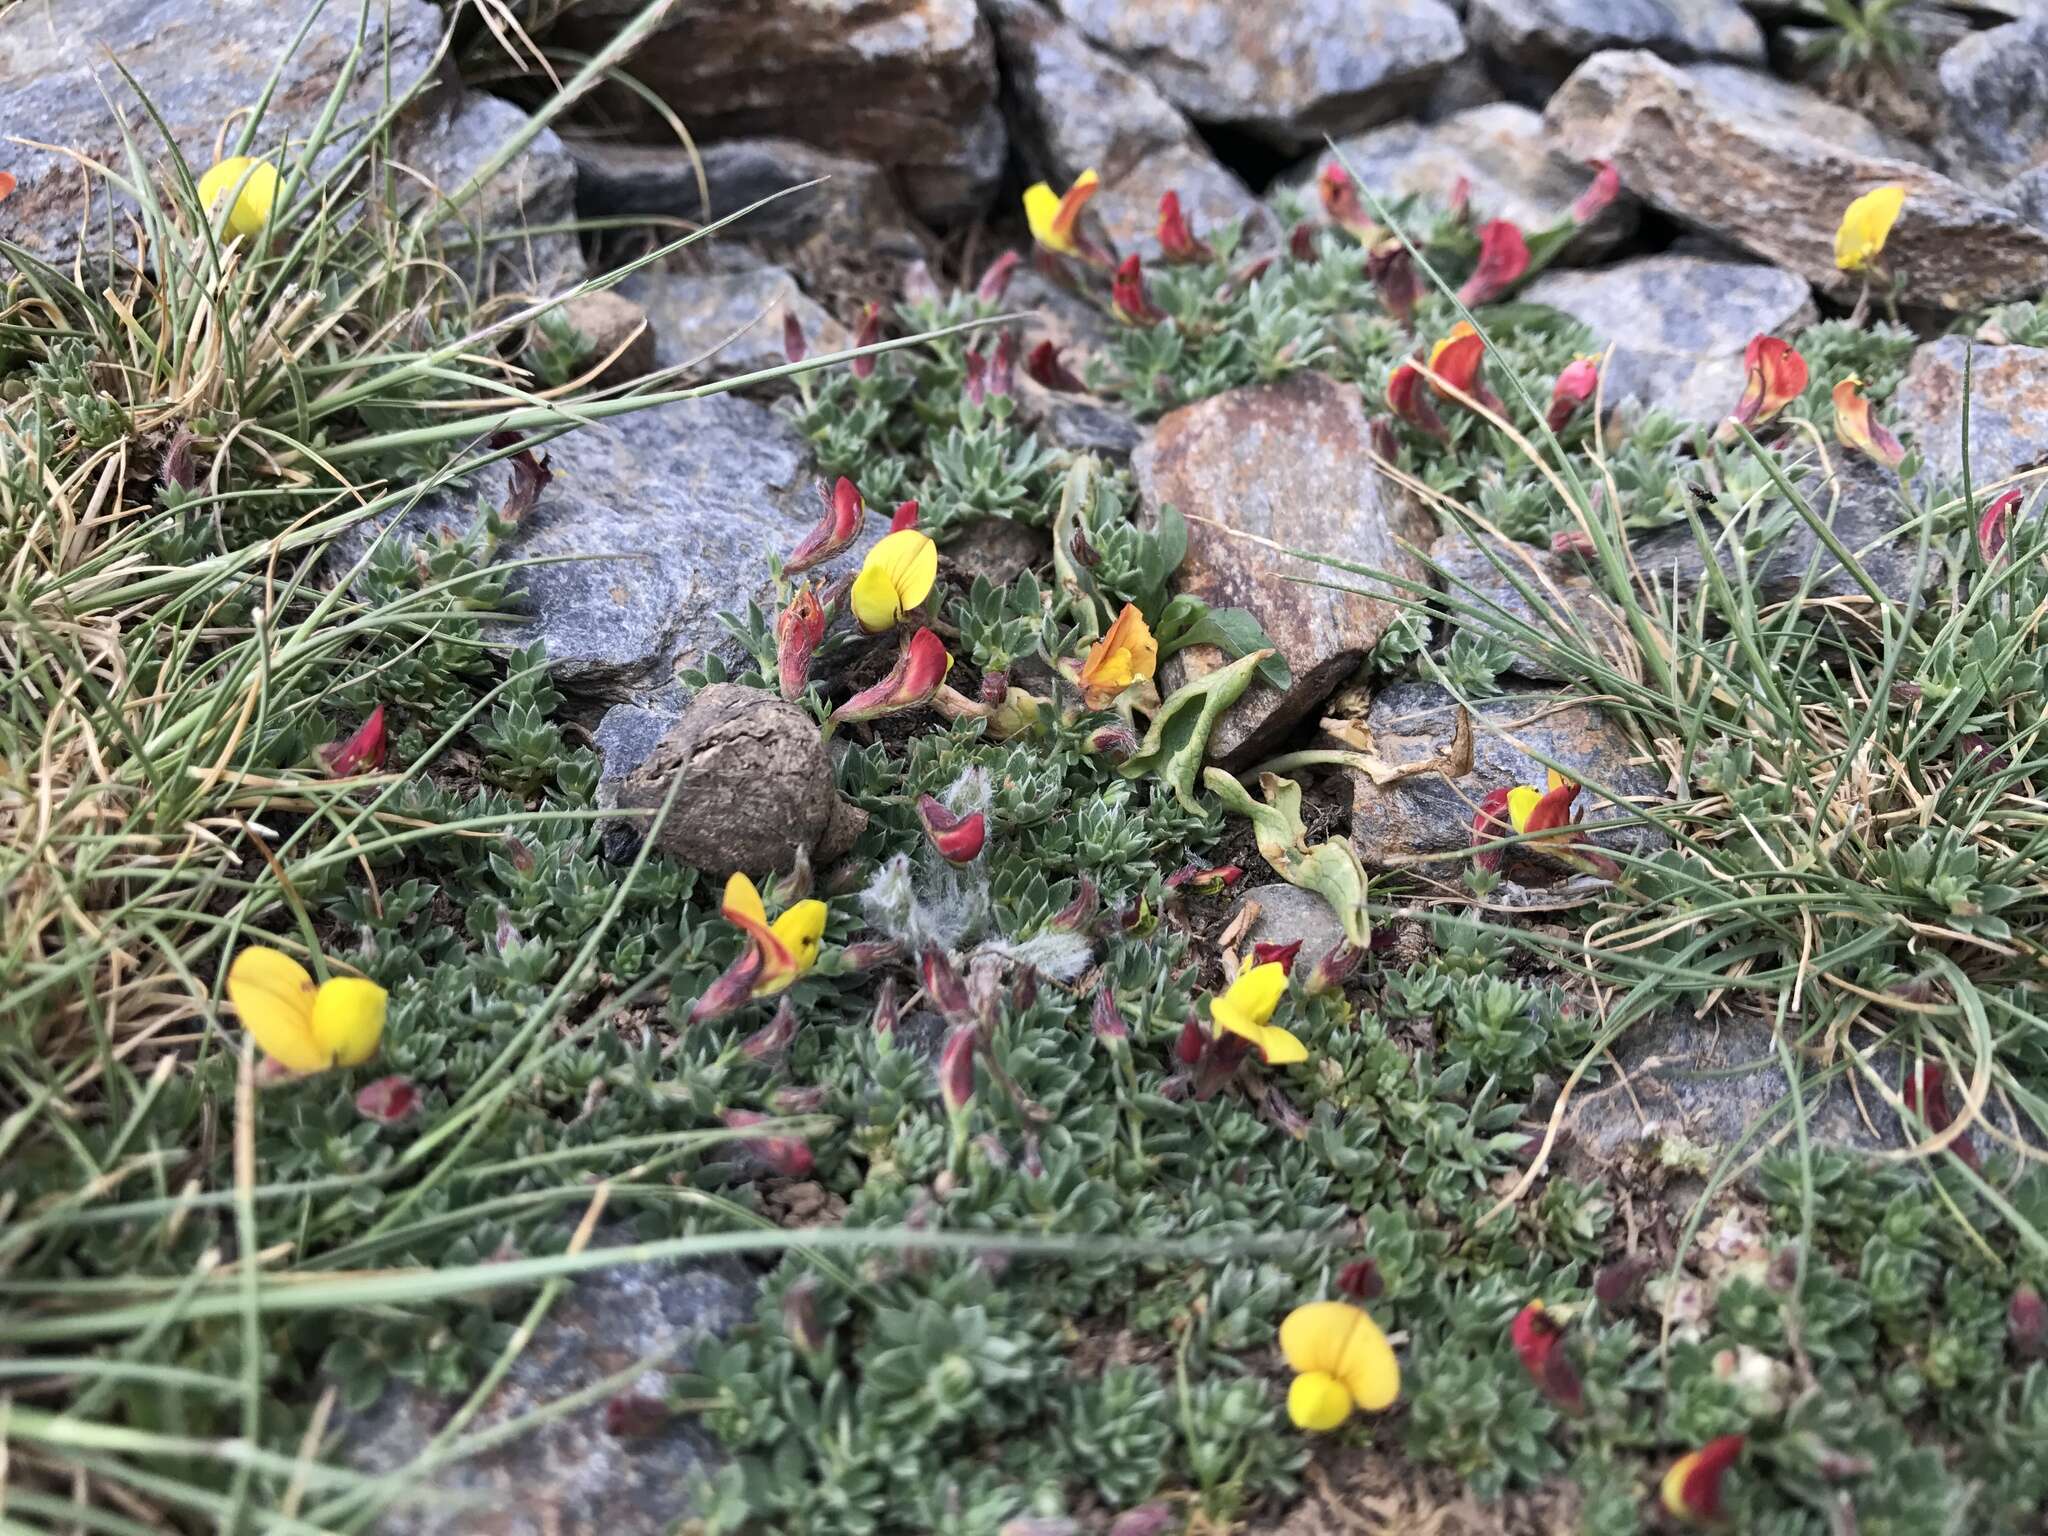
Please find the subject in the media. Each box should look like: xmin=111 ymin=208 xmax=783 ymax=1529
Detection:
xmin=722 ymin=871 xmax=769 ymax=931
xmin=1834 ymin=183 xmax=1904 ymax=271
xmin=1505 ymin=785 xmax=1543 ymax=834
xmin=1333 ymin=1310 xmax=1400 ymax=1410
xmin=310 ymin=977 xmax=388 ymax=1068
xmin=1252 ymin=1022 xmax=1309 ymax=1066
xmin=1280 ymin=1301 xmax=1359 ymax=1375
xmin=227 ymin=946 xmax=324 ymax=1073
xmin=1280 ymin=1302 xmax=1398 ymax=1411
xmin=871 ymin=529 xmax=938 ymax=609
xmin=1212 ymin=961 xmax=1289 ymax=1033
xmin=1660 ymin=1452 xmax=1700 ymax=1518
xmin=1287 ymin=1371 xmax=1354 ymax=1431
xmin=1023 ymin=181 xmax=1068 ymax=251
xmin=849 ymin=563 xmax=902 ymax=632
xmin=769 ymin=899 xmax=828 ymax=979
xmin=197 ymin=156 xmax=278 ymax=239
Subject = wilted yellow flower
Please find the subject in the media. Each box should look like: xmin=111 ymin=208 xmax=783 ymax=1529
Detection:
xmin=1280 ymin=1300 xmax=1400 ymax=1430
xmin=227 ymin=945 xmax=386 ymax=1074
xmin=197 ymin=156 xmax=279 ymax=240
xmin=1210 ymin=961 xmax=1305 ymax=1065
xmin=849 ymin=528 xmax=938 ymax=633
xmin=1835 ymin=184 xmax=1905 ymax=272
xmin=1023 ymin=169 xmax=1100 ymax=256
xmin=1076 ymin=602 xmax=1158 ymax=708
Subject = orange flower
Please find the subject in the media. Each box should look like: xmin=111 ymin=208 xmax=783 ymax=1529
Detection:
xmin=1831 ymin=376 xmax=1905 ymax=468
xmin=1726 ymin=334 xmax=1807 ymax=432
xmin=1076 ymin=602 xmax=1158 ymax=708
xmin=1426 ymin=323 xmax=1501 ymax=413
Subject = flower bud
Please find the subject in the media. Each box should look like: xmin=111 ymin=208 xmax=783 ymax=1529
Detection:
xmin=917 ymin=794 xmax=988 ymax=864
xmin=2012 ymin=1284 xmax=2046 ymax=1360
xmin=840 ymin=939 xmax=903 ymax=972
xmin=1166 ymin=863 xmax=1243 ymax=897
xmin=1174 ymin=1016 xmax=1207 ymax=1066
xmin=889 ymin=499 xmax=921 ymax=533
xmin=720 ymin=1109 xmax=814 ymax=1178
xmin=871 ymin=975 xmax=900 ymax=1037
xmin=1087 ymin=722 xmax=1138 ymax=762
xmin=1012 ymin=967 xmax=1039 ymax=1012
xmin=320 ymin=704 xmax=389 ymax=776
xmin=1262 ymin=1086 xmax=1309 ymax=1138
xmin=1110 ymin=255 xmax=1164 ymax=326
xmin=1155 ymin=190 xmax=1211 ymax=263
xmin=1288 ymin=221 xmax=1318 ymax=263
xmin=1366 ymin=241 xmax=1418 ymax=328
xmin=979 ymin=667 xmax=1010 ymax=707
xmin=783 ymin=1274 xmax=827 ymax=1353
xmin=1049 ymin=877 xmax=1099 ymax=934
xmin=1306 ymin=941 xmax=1362 ymax=996
xmin=1547 ymin=356 xmax=1600 ymax=433
xmin=975 ymin=249 xmax=1022 ymax=303
xmin=772 ymin=1083 xmax=827 ymax=1113
xmin=160 ymin=428 xmax=199 ymax=492
xmin=783 ymin=311 xmax=807 ymax=365
xmin=1510 ymin=1301 xmax=1584 ymax=1415
xmin=1091 ymin=985 xmax=1127 ymax=1041
xmin=938 ymin=1023 xmax=977 ymax=1114
xmin=741 ymin=997 xmax=801 ymax=1062
xmin=1571 ymin=160 xmax=1619 ymax=224
xmin=354 ymin=1075 xmax=419 ymax=1124
xmin=828 ymin=628 xmax=952 ymax=726
xmin=1025 ymin=339 xmax=1087 ymax=393
xmin=604 ymin=1393 xmax=668 ymax=1437
xmin=920 ymin=947 xmax=974 ymax=1026
xmin=1337 ymin=1258 xmax=1382 ymax=1301
xmin=1595 ymin=1255 xmax=1651 ymax=1308
xmin=1251 ymin=940 xmax=1302 ymax=974
xmin=990 ymin=330 xmax=1017 ymax=397
xmin=1979 ymin=487 xmax=2022 ymax=562
xmin=776 ymin=584 xmax=827 ymax=700
xmin=850 ymin=302 xmax=883 ymax=379
xmin=786 ymin=478 xmax=865 ymax=575
xmin=1551 ymin=528 xmax=1597 ymax=558
xmin=1108 ymin=1506 xmax=1175 ymax=1536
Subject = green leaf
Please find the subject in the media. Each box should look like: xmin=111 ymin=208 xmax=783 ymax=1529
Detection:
xmin=1202 ymin=768 xmax=1371 ymax=947
xmin=1154 ymin=599 xmax=1293 ymax=691
xmin=1117 ymin=648 xmax=1270 ymax=810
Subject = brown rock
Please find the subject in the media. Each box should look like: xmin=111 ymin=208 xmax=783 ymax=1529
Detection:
xmin=1317 ymin=103 xmax=1637 ymax=262
xmin=1347 ymin=681 xmax=1667 ymax=870
xmin=1132 ymin=373 xmax=1437 ymax=766
xmin=1427 ymin=530 xmax=1629 ymax=683
xmin=617 ymin=686 xmax=867 ymax=878
xmin=1893 ymin=336 xmax=2048 ymax=486
xmin=1546 ymin=50 xmax=2048 ymax=309
xmin=555 ymin=291 xmax=656 ymax=388
xmin=984 ymin=0 xmax=1261 ymax=255
xmin=550 ymin=0 xmax=1003 ymax=225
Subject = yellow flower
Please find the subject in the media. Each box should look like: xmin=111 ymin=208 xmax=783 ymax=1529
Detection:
xmin=1023 ymin=169 xmax=1100 ymax=256
xmin=1280 ymin=1300 xmax=1400 ymax=1430
xmin=849 ymin=528 xmax=939 ymax=633
xmin=197 ymin=156 xmax=279 ymax=240
xmin=1076 ymin=602 xmax=1158 ymax=708
xmin=1210 ymin=961 xmax=1306 ymax=1065
xmin=227 ymin=945 xmax=386 ymax=1074
xmin=722 ymin=872 xmax=828 ymax=997
xmin=1834 ymin=184 xmax=1905 ymax=272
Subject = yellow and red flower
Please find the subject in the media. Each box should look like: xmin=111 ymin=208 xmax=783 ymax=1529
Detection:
xmin=1470 ymin=770 xmax=1616 ymax=877
xmin=1426 ymin=322 xmax=1503 ymax=414
xmin=849 ymin=526 xmax=939 ymax=632
xmin=1280 ymin=1301 xmax=1401 ymax=1430
xmin=690 ymin=872 xmax=830 ymax=1022
xmin=917 ymin=795 xmax=987 ymax=864
xmin=1510 ymin=1301 xmax=1584 ymax=1414
xmin=1726 ymin=334 xmax=1808 ymax=433
xmin=829 ymin=627 xmax=951 ymax=725
xmin=1074 ymin=601 xmax=1158 ymax=709
xmin=1661 ymin=1435 xmax=1744 ymax=1525
xmin=1210 ymin=961 xmax=1305 ymax=1066
xmin=1832 ymin=376 xmax=1905 ymax=468
xmin=1111 ymin=254 xmax=1166 ymax=326
xmin=1024 ymin=169 xmax=1102 ymax=258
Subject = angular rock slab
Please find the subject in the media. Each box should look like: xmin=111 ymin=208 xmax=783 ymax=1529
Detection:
xmin=984 ymin=0 xmax=1261 ymax=257
xmin=1316 ymin=104 xmax=1637 ymax=262
xmin=342 ymin=398 xmax=879 ymax=700
xmin=0 ymin=0 xmax=434 ymax=263
xmin=1467 ymin=0 xmax=1763 ymax=87
xmin=1547 ymin=50 xmax=2048 ymax=309
xmin=1523 ymin=254 xmax=1815 ymax=425
xmin=1893 ymin=336 xmax=2048 ymax=488
xmin=1348 ymin=681 xmax=1667 ymax=870
xmin=1133 ymin=373 xmax=1437 ymax=766
xmin=551 ymin=0 xmax=1003 ymax=225
xmin=409 ymin=92 xmax=586 ymax=294
xmin=1427 ymin=530 xmax=1631 ymax=683
xmin=614 ymin=266 xmax=844 ymax=383
xmin=1051 ymin=0 xmax=1466 ymax=147
xmin=336 ymin=1254 xmax=754 ymax=1536
xmin=1932 ymin=12 xmax=2048 ymax=196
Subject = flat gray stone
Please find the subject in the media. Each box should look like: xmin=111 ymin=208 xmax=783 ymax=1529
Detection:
xmin=1316 ymin=103 xmax=1637 ymax=261
xmin=566 ymin=137 xmax=924 ymax=263
xmin=1428 ymin=530 xmax=1631 ymax=683
xmin=1468 ymin=0 xmax=1764 ymax=87
xmin=550 ymin=0 xmax=1003 ymax=224
xmin=1348 ymin=681 xmax=1668 ymax=870
xmin=341 ymin=399 xmax=880 ymax=700
xmin=1547 ymin=50 xmax=2048 ymax=309
xmin=985 ymin=0 xmax=1262 ymax=255
xmin=336 ymin=1252 xmax=754 ymax=1536
xmin=1134 ymin=373 xmax=1438 ymax=766
xmin=1237 ymin=883 xmax=1348 ymax=965
xmin=1050 ymin=0 xmax=1466 ymax=147
xmin=615 ymin=266 xmax=844 ymax=383
xmin=1893 ymin=336 xmax=2048 ymax=486
xmin=1524 ymin=255 xmax=1815 ymax=424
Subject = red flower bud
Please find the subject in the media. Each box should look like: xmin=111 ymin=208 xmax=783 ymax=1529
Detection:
xmin=1978 ymin=487 xmax=2022 ymax=562
xmin=1251 ymin=940 xmax=1302 ymax=974
xmin=1571 ymin=160 xmax=1619 ymax=225
xmin=1166 ymin=863 xmax=1243 ymax=896
xmin=1263 ymin=1085 xmax=1310 ymax=1138
xmin=1510 ymin=1301 xmax=1585 ymax=1414
xmin=1175 ymin=1015 xmax=1208 ymax=1066
xmin=938 ymin=1023 xmax=977 ymax=1114
xmin=1088 ymin=722 xmax=1139 ymax=761
xmin=782 ymin=1273 xmax=827 ymax=1352
xmin=776 ymin=584 xmax=827 ymax=700
xmin=1288 ymin=221 xmax=1319 ymax=263
xmin=917 ymin=794 xmax=988 ymax=864
xmin=1050 ymin=877 xmax=1099 ymax=933
xmin=841 ymin=940 xmax=902 ymax=972
xmin=1012 ymin=966 xmax=1039 ymax=1012
xmin=741 ymin=997 xmax=801 ymax=1062
xmin=975 ymin=249 xmax=1022 ymax=303
xmin=920 ymin=947 xmax=974 ymax=1026
xmin=787 ymin=477 xmax=865 ymax=575
xmin=1547 ymin=356 xmax=1600 ymax=432
xmin=354 ymin=1074 xmax=419 ymax=1124
xmin=1595 ymin=1255 xmax=1651 ymax=1308
xmin=1156 ymin=190 xmax=1212 ymax=263
xmin=1337 ymin=1258 xmax=1382 ymax=1301
xmin=872 ymin=976 xmax=900 ymax=1037
xmin=1902 ymin=1058 xmax=1981 ymax=1169
xmin=850 ymin=302 xmax=883 ymax=379
xmin=1317 ymin=162 xmax=1375 ymax=240
xmin=2010 ymin=1284 xmax=2046 ymax=1360
xmin=772 ymin=1083 xmax=827 ymax=1113
xmin=604 ymin=1393 xmax=668 ymax=1437
xmin=990 ymin=330 xmax=1017 ymax=397
xmin=1091 ymin=985 xmax=1127 ymax=1041
xmin=783 ymin=311 xmax=807 ymax=365
xmin=1551 ymin=528 xmax=1598 ymax=558
xmin=720 ymin=1109 xmax=814 ymax=1177
xmin=689 ymin=947 xmax=766 ymax=1025
xmin=963 ymin=346 xmax=989 ymax=407
xmin=1306 ymin=940 xmax=1363 ymax=996
xmin=1386 ymin=359 xmax=1448 ymax=440
xmin=1024 ymin=339 xmax=1087 ymax=393
xmin=1366 ymin=240 xmax=1419 ymax=328
xmin=1111 ymin=254 xmax=1165 ymax=326
xmin=1470 ymin=786 xmax=1515 ymax=873
xmin=320 ymin=704 xmax=389 ymax=776
xmin=889 ymin=499 xmax=921 ymax=533
xmin=1447 ymin=174 xmax=1472 ymax=222
xmin=828 ymin=628 xmax=951 ymax=726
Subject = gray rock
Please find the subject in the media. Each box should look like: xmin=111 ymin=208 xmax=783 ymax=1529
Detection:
xmin=942 ymin=515 xmax=1050 ymax=590
xmin=984 ymin=0 xmax=1262 ymax=255
xmin=336 ymin=1253 xmax=755 ymax=1536
xmin=1348 ymin=681 xmax=1667 ymax=870
xmin=594 ymin=701 xmax=683 ymax=862
xmin=1893 ymin=336 xmax=2048 ymax=486
xmin=1050 ymin=0 xmax=1467 ymax=147
xmin=566 ymin=137 xmax=925 ymax=263
xmin=614 ymin=266 xmax=844 ymax=384
xmin=1041 ymin=395 xmax=1143 ymax=460
xmin=1524 ymin=255 xmax=1815 ymax=424
xmin=1934 ymin=14 xmax=2048 ymax=199
xmin=408 ymin=91 xmax=586 ymax=295
xmin=1629 ymin=450 xmax=1943 ymax=608
xmin=1427 ymin=529 xmax=1630 ymax=683
xmin=549 ymin=0 xmax=1003 ymax=225
xmin=1547 ymin=50 xmax=2048 ymax=309
xmin=341 ymin=398 xmax=879 ymax=700
xmin=1008 ymin=266 xmax=1118 ymax=359
xmin=1237 ymin=883 xmax=1348 ymax=966
xmin=1316 ymin=103 xmax=1637 ymax=261
xmin=1418 ymin=52 xmax=1507 ymax=121
xmin=1467 ymin=0 xmax=1764 ymax=87
xmin=1133 ymin=373 xmax=1438 ymax=766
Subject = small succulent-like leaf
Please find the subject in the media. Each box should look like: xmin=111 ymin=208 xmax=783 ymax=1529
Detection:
xmin=1203 ymin=768 xmax=1371 ymax=946
xmin=1117 ymin=649 xmax=1270 ymax=810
